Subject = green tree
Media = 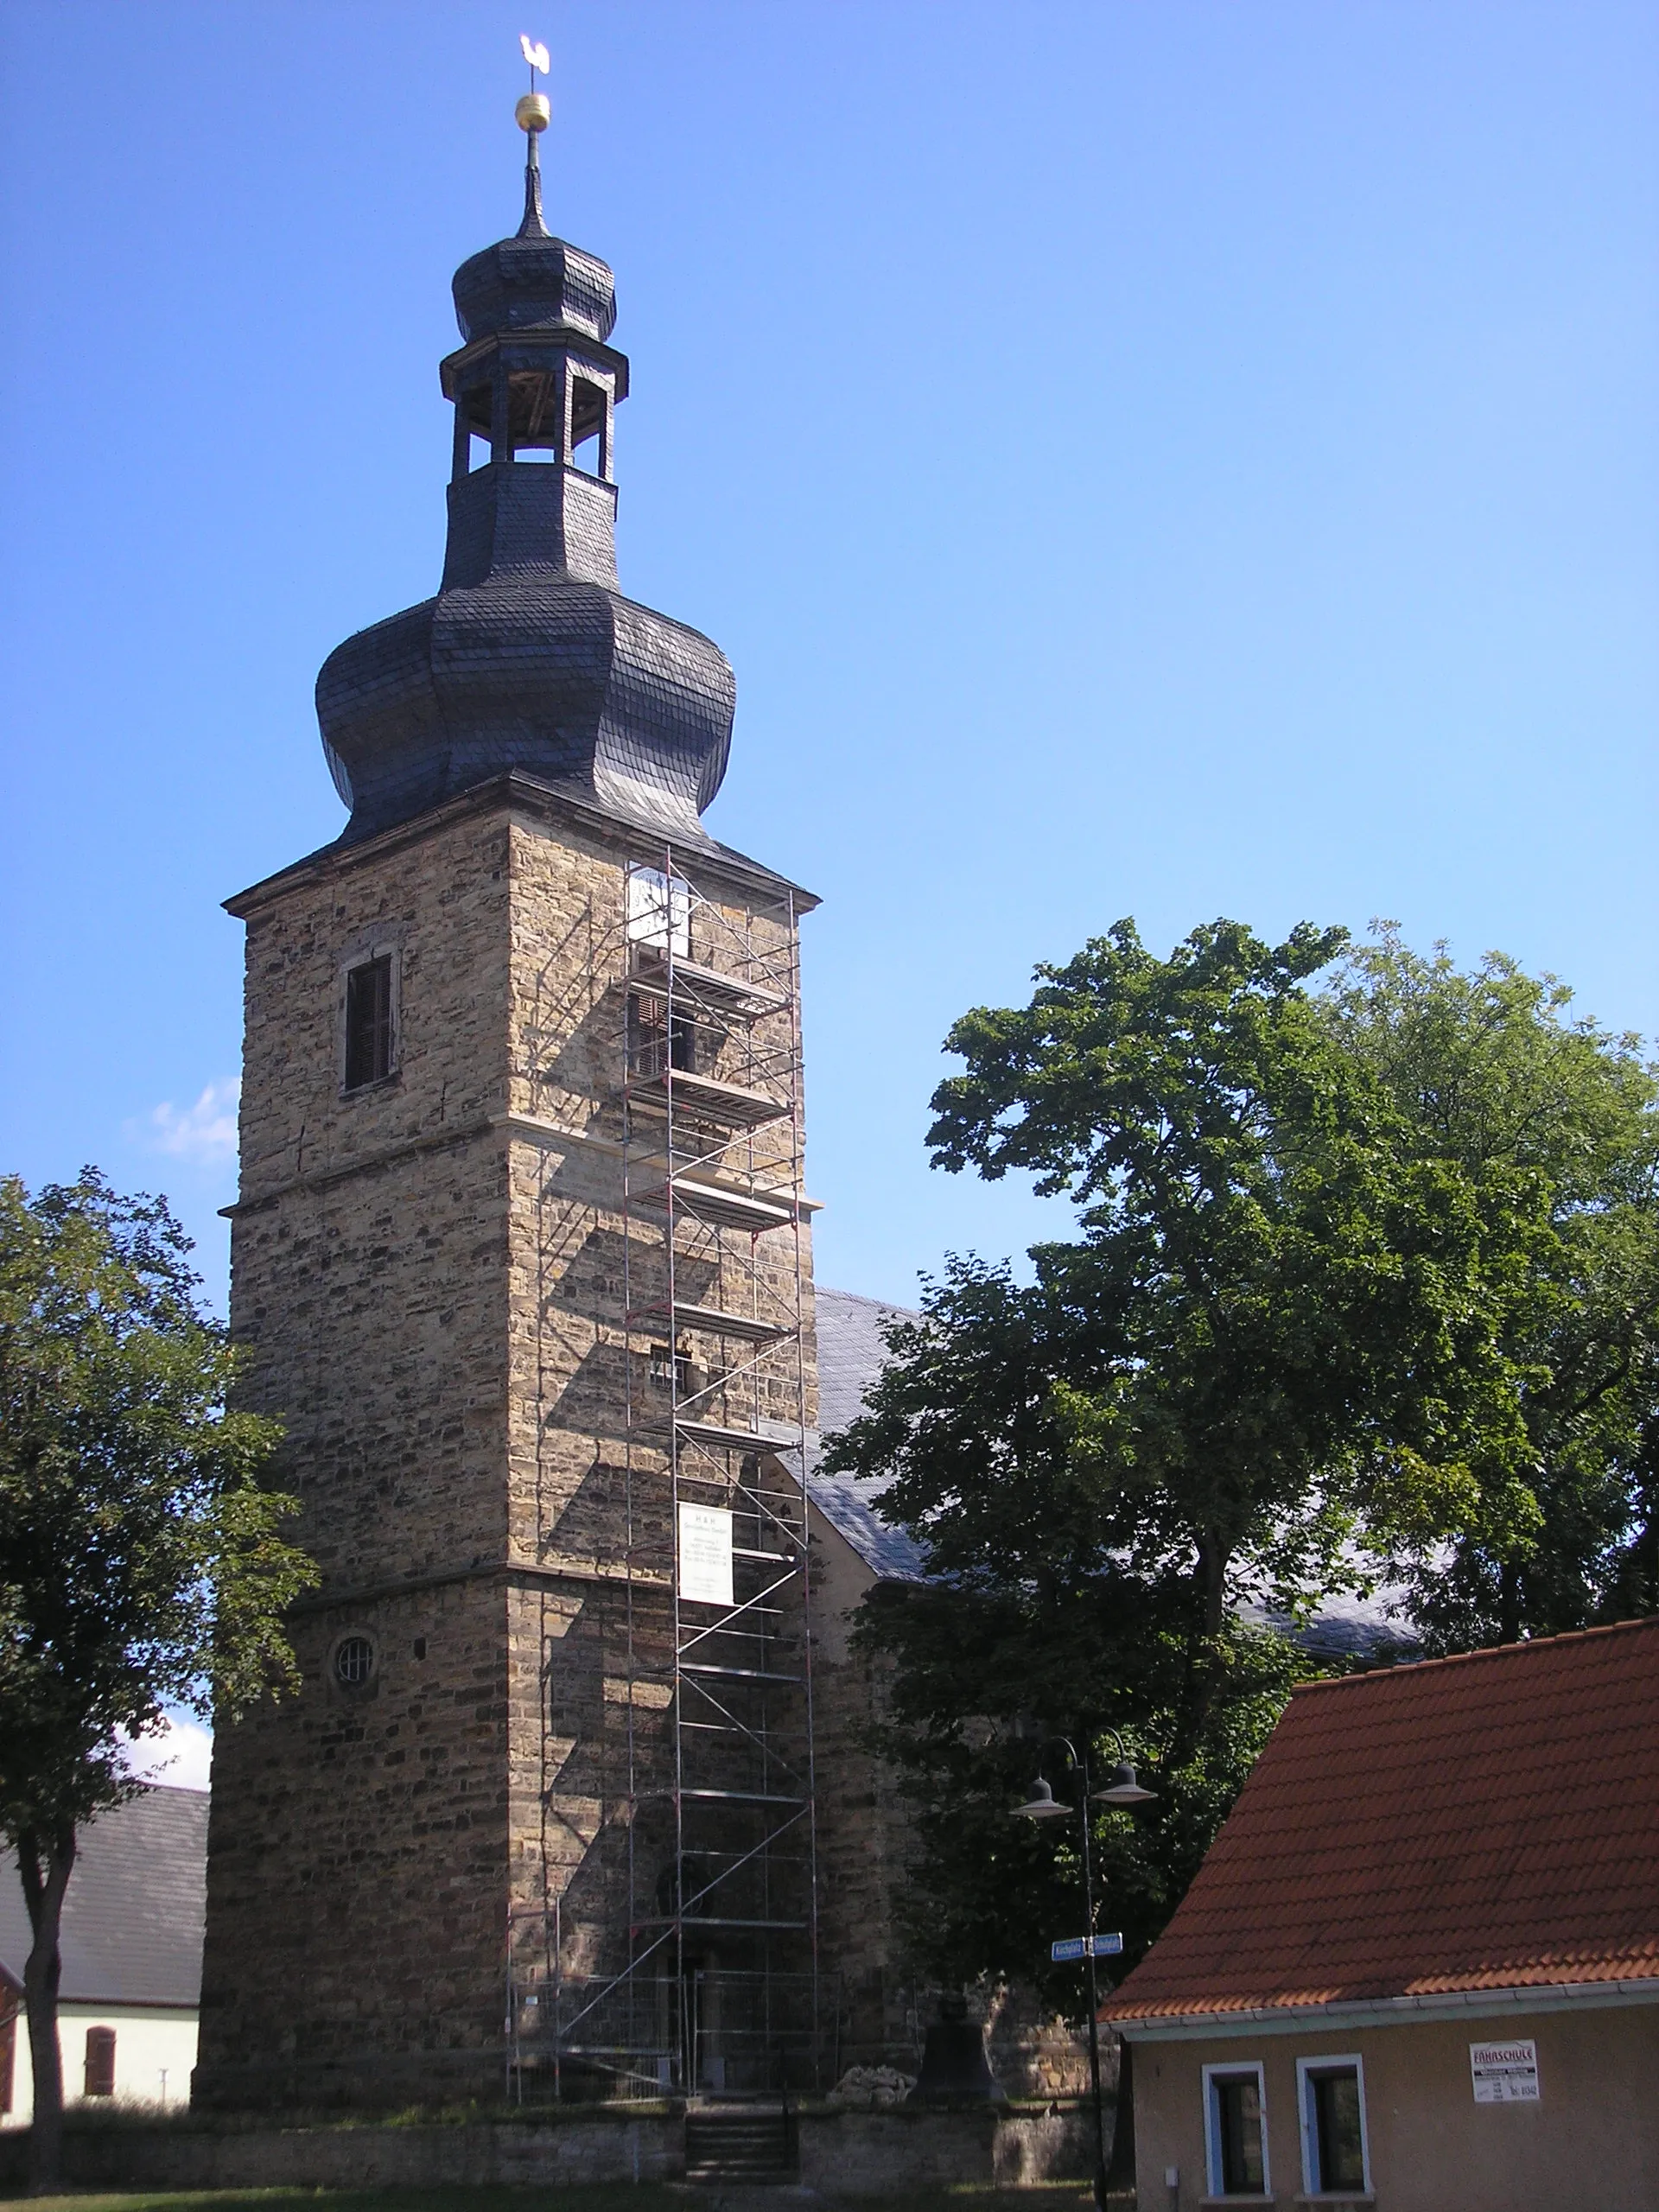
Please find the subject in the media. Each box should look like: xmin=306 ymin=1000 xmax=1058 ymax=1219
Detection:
xmin=827 ymin=918 xmax=1580 ymax=1995
xmin=0 ymin=1172 xmax=315 ymax=2188
xmin=846 ymin=1282 xmax=1318 ymax=2001
xmin=1321 ymin=927 xmax=1659 ymax=1648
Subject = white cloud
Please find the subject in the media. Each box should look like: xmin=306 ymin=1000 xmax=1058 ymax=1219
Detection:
xmin=138 ymin=1078 xmax=241 ymax=1165
xmin=117 ymin=1713 xmax=213 ymax=1793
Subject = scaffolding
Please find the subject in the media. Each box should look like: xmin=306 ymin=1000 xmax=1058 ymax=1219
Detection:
xmin=507 ymin=847 xmax=826 ymax=2103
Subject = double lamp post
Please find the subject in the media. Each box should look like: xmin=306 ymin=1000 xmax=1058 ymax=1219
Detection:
xmin=1012 ymin=1736 xmax=1155 ymax=2209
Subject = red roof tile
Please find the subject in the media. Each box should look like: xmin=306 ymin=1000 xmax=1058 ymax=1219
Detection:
xmin=1103 ymin=1616 xmax=1659 ymax=2021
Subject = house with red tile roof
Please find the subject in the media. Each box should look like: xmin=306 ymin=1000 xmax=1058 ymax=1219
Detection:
xmin=1101 ymin=1615 xmax=1659 ymax=2210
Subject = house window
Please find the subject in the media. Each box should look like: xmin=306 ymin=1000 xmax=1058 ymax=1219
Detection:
xmin=1298 ymin=2056 xmax=1370 ymax=2196
xmin=0 ymin=2005 xmax=15 ymax=2113
xmin=344 ymin=954 xmax=395 ymax=1090
xmin=1203 ymin=2063 xmax=1270 ymax=2196
xmin=83 ymin=2024 xmax=116 ymax=2099
xmin=334 ymin=1635 xmax=375 ymax=1688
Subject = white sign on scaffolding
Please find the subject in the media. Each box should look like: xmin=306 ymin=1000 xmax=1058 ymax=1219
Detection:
xmin=626 ymin=867 xmax=690 ymax=957
xmin=678 ymin=1503 xmax=734 ymax=1607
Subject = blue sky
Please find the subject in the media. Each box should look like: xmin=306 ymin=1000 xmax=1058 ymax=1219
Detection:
xmin=3 ymin=1 xmax=1655 ymax=1313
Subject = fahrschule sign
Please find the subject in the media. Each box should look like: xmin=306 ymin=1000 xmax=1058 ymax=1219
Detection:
xmin=1470 ymin=2038 xmax=1541 ymax=2104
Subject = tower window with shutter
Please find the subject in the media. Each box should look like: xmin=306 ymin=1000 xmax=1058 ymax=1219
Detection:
xmin=344 ymin=954 xmax=395 ymax=1090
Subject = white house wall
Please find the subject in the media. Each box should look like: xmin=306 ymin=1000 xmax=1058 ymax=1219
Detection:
xmin=2 ymin=2005 xmax=198 ymax=2126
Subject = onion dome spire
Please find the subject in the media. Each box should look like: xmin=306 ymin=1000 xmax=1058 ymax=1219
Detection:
xmin=314 ymin=83 xmax=735 ymax=849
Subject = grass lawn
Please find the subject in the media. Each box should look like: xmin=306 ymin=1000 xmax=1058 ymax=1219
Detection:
xmin=2 ymin=2190 xmax=1097 ymax=2211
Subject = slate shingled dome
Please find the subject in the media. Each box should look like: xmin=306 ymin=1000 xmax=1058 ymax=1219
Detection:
xmin=316 ymin=181 xmax=734 ymax=848
xmin=451 ymin=232 xmax=617 ymax=342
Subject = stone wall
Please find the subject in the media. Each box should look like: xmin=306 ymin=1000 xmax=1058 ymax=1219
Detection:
xmin=986 ymin=1985 xmax=1103 ymax=2101
xmin=0 ymin=2115 xmax=682 ymax=2192
xmin=806 ymin=1511 xmax=920 ymax=2073
xmin=200 ymin=800 xmax=520 ymax=2106
xmin=0 ymin=2106 xmax=1099 ymax=2195
xmin=200 ymin=783 xmax=824 ymax=2108
xmin=801 ymin=2104 xmax=1100 ymax=2193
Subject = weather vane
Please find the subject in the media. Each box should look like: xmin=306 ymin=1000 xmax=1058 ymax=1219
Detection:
xmin=515 ymin=34 xmax=553 ymax=239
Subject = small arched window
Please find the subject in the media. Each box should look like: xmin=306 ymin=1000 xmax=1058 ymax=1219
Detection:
xmin=335 ymin=1635 xmax=375 ymax=1688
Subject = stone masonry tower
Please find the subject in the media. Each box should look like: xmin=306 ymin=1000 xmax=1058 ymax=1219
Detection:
xmin=196 ymin=104 xmax=824 ymax=2109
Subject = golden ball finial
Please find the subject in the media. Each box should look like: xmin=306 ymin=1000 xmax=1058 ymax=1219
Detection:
xmin=516 ymin=92 xmax=550 ymax=132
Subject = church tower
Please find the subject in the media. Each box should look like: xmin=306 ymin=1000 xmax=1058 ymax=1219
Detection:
xmin=196 ymin=99 xmax=824 ymax=2108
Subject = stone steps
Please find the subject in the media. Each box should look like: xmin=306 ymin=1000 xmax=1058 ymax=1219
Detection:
xmin=684 ymin=2104 xmax=798 ymax=2185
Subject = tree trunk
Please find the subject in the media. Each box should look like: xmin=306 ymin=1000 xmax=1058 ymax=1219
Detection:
xmin=18 ymin=1821 xmax=76 ymax=2196
xmin=1201 ymin=1529 xmax=1227 ymax=1640
xmin=1166 ymin=1534 xmax=1233 ymax=1770
xmin=1497 ymin=1558 xmax=1523 ymax=1646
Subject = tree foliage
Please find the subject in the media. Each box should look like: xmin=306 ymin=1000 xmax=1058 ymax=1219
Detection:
xmin=857 ymin=1535 xmax=1313 ymax=2005
xmin=0 ymin=1171 xmax=315 ymax=2180
xmin=1323 ymin=927 xmax=1659 ymax=1646
xmin=825 ymin=920 xmax=1659 ymax=2002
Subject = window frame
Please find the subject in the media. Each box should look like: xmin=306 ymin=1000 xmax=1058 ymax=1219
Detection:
xmin=649 ymin=1341 xmax=695 ymax=1395
xmin=333 ymin=1633 xmax=377 ymax=1691
xmin=1202 ymin=2059 xmax=1272 ymax=2199
xmin=1296 ymin=2052 xmax=1372 ymax=2199
xmin=626 ymin=990 xmax=702 ymax=1080
xmin=83 ymin=2023 xmax=117 ymax=2099
xmin=341 ymin=945 xmax=399 ymax=1095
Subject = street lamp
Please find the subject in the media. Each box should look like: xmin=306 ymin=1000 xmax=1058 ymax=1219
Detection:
xmin=1095 ymin=1758 xmax=1156 ymax=1808
xmin=1012 ymin=1733 xmax=1154 ymax=2210
xmin=1012 ymin=1777 xmax=1068 ymax=1818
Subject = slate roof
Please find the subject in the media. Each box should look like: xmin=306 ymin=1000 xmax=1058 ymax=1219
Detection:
xmin=315 ymin=188 xmax=741 ymax=852
xmin=1103 ymin=1616 xmax=1659 ymax=2023
xmin=798 ymin=1290 xmax=1414 ymax=1643
xmin=801 ymin=1286 xmax=927 ymax=1582
xmin=0 ymin=1787 xmax=208 ymax=2009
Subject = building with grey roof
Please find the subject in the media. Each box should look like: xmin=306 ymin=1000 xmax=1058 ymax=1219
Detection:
xmin=0 ymin=1787 xmax=207 ymax=2123
xmin=802 ymin=1287 xmax=927 ymax=1585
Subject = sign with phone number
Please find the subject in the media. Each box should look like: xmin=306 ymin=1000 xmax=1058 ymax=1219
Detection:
xmin=1471 ymin=2040 xmax=1540 ymax=2104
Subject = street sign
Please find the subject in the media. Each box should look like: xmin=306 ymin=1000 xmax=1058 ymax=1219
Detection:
xmin=1051 ymin=1934 xmax=1123 ymax=1962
